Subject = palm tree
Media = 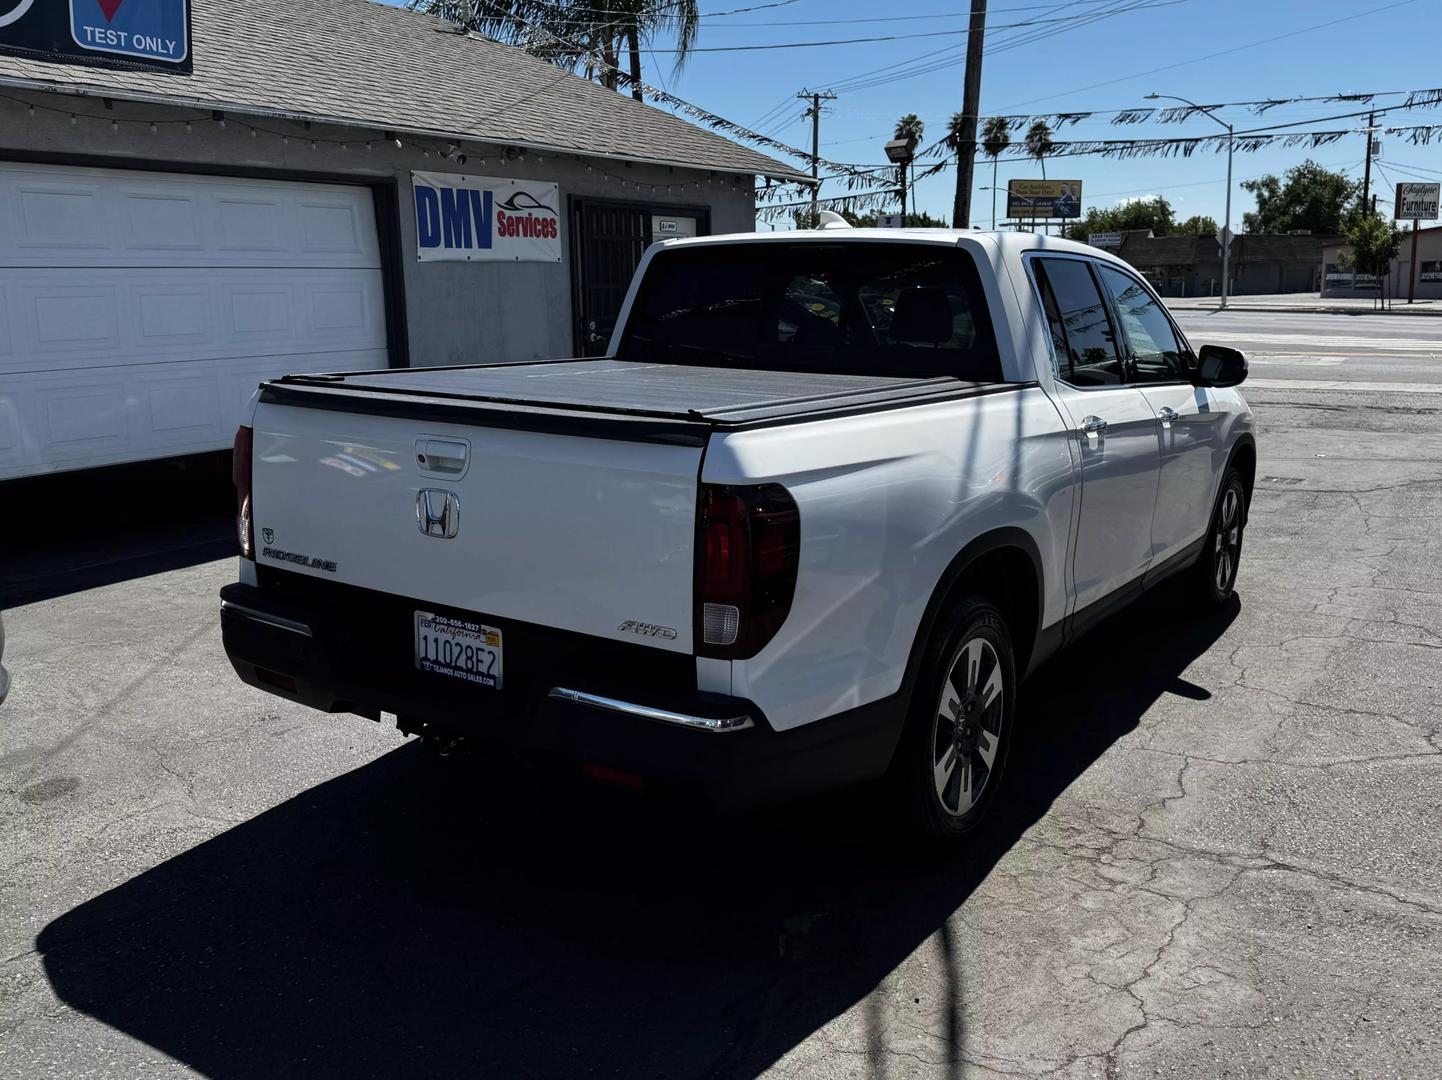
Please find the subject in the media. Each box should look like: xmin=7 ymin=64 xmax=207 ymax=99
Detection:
xmin=410 ymin=0 xmax=700 ymax=102
xmin=978 ymin=115 xmax=1010 ymax=229
xmin=1024 ymin=119 xmax=1054 ymax=180
xmin=894 ymin=114 xmax=924 ymax=218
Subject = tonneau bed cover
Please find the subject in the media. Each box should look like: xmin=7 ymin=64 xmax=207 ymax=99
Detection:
xmin=259 ymin=359 xmax=1018 ymax=445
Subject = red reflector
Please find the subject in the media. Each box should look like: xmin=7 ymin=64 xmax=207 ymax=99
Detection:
xmin=705 ymin=521 xmax=732 ymax=582
xmin=581 ymin=762 xmax=645 ymax=791
xmin=256 ymin=668 xmax=297 ymax=692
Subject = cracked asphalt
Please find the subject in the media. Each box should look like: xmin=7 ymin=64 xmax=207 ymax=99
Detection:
xmin=3 ymin=310 xmax=1441 ymax=1078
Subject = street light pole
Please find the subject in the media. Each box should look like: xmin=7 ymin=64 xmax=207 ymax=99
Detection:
xmin=1146 ymin=93 xmax=1233 ymax=310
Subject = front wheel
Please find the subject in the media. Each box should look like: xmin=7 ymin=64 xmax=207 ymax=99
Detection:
xmin=1197 ymin=469 xmax=1246 ymax=604
xmin=897 ymin=598 xmax=1016 ymax=842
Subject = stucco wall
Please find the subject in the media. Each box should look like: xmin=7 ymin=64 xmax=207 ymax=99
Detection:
xmin=0 ymin=89 xmax=757 ymax=367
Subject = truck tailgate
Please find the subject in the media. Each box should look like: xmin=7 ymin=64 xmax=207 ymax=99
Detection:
xmin=249 ymin=402 xmax=701 ymax=653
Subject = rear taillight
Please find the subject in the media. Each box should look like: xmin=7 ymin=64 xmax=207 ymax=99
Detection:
xmin=233 ymin=425 xmax=254 ymax=559
xmin=696 ymin=483 xmax=799 ymax=659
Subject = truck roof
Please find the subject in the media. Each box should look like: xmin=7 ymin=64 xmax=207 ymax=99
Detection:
xmin=654 ymin=227 xmax=1104 ymax=260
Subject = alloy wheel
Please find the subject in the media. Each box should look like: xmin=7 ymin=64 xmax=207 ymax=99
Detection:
xmin=1215 ymin=485 xmax=1241 ymax=594
xmin=931 ymin=636 xmax=1005 ymax=817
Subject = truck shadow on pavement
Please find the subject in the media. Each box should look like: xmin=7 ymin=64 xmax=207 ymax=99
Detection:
xmin=37 ymin=584 xmax=1238 ymax=1079
xmin=0 ymin=455 xmax=234 ymax=609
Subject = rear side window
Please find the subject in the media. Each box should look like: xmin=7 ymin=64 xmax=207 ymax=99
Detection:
xmin=1032 ymin=258 xmax=1124 ymax=387
xmin=619 ymin=243 xmax=1002 ymax=381
xmin=1096 ymin=264 xmax=1190 ymax=383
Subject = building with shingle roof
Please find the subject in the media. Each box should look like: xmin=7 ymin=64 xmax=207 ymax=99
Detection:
xmin=0 ymin=0 xmax=805 ymax=479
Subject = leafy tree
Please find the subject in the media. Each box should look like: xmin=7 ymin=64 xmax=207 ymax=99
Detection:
xmin=1063 ymin=196 xmax=1175 ymax=240
xmin=1024 ymin=120 xmax=1054 ymax=179
xmin=840 ymin=209 xmax=950 ymax=228
xmin=1241 ymin=160 xmax=1358 ymax=235
xmin=1343 ymin=212 xmax=1402 ymax=277
xmin=409 ymin=0 xmax=700 ymax=101
xmin=1173 ymin=214 xmax=1220 ymax=236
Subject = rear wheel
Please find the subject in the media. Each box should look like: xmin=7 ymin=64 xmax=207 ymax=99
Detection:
xmin=898 ymin=598 xmax=1016 ymax=841
xmin=1197 ymin=469 xmax=1246 ymax=604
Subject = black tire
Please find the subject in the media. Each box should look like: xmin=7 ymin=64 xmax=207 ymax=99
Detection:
xmin=896 ymin=598 xmax=1016 ymax=842
xmin=1196 ymin=468 xmax=1246 ymax=605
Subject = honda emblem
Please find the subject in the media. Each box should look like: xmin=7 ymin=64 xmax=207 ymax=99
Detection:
xmin=416 ymin=489 xmax=460 ymax=539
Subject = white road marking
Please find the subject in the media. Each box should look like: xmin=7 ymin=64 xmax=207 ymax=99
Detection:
xmin=1247 ymin=356 xmax=1344 ymax=366
xmin=1197 ymin=331 xmax=1441 ymax=352
xmin=1247 ymin=378 xmax=1442 ymax=393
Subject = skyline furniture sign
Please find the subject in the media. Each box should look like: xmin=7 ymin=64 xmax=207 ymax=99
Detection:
xmin=1395 ymin=183 xmax=1440 ymax=222
xmin=0 ymin=0 xmax=191 ymax=72
xmin=1007 ymin=180 xmax=1083 ymax=220
xmin=412 ymin=171 xmax=562 ymax=263
xmin=1088 ymin=231 xmax=1122 ymax=248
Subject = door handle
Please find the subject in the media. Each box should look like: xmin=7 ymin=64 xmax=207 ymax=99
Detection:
xmin=1158 ymin=406 xmax=1180 ymax=426
xmin=1079 ymin=415 xmax=1108 ymax=436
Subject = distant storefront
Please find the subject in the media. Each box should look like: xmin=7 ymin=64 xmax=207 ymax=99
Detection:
xmin=1322 ymin=226 xmax=1442 ymax=300
xmin=1111 ymin=232 xmax=1328 ymax=298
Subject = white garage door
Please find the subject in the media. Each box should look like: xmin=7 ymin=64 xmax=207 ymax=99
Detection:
xmin=0 ymin=162 xmax=389 ymax=480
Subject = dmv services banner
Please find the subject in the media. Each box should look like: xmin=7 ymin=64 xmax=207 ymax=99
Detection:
xmin=412 ymin=171 xmax=562 ymax=263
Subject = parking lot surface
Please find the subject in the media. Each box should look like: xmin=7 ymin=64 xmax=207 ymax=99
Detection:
xmin=3 ymin=316 xmax=1441 ymax=1078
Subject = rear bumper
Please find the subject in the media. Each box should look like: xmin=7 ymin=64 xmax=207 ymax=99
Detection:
xmin=220 ymin=580 xmax=905 ymax=809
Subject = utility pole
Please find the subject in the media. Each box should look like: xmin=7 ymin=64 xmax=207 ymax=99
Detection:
xmin=1361 ymin=109 xmax=1376 ymax=214
xmin=799 ymin=89 xmax=836 ymax=222
xmin=952 ymin=0 xmax=988 ymax=227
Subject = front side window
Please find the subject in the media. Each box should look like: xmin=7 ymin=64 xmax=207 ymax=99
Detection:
xmin=1032 ymin=257 xmax=1124 ymax=386
xmin=618 ymin=243 xmax=1002 ymax=380
xmin=1097 ymin=264 xmax=1189 ymax=383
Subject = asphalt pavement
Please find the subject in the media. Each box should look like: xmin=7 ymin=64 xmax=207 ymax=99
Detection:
xmin=3 ymin=310 xmax=1441 ymax=1079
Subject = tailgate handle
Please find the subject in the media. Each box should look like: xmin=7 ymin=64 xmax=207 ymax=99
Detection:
xmin=416 ymin=437 xmax=469 ymax=477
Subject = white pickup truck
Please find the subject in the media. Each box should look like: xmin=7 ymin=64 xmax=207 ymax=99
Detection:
xmin=221 ymin=228 xmax=1254 ymax=839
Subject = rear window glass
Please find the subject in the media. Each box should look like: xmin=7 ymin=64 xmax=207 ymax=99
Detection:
xmin=618 ymin=243 xmax=1003 ymax=380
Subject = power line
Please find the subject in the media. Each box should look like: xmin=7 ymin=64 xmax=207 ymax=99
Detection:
xmin=633 ymin=6 xmax=1174 ymax=53
xmin=1378 ymin=159 xmax=1442 ymax=179
xmin=995 ymin=0 xmax=1422 ymax=111
xmin=828 ymin=0 xmax=1184 ymax=94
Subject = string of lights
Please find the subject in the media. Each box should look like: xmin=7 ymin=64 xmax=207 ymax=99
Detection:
xmin=1 ymin=90 xmax=751 ymax=195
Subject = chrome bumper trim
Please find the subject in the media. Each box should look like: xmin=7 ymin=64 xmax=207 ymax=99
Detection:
xmin=547 ymin=687 xmax=754 ymax=733
xmin=220 ymin=600 xmax=314 ymax=638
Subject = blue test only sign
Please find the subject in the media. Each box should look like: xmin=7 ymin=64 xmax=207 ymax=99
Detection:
xmin=70 ymin=0 xmax=187 ymax=64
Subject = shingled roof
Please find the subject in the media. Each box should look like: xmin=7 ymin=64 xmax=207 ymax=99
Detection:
xmin=0 ymin=0 xmax=807 ymax=180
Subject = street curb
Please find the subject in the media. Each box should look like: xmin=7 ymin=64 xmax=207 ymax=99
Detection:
xmin=1167 ymin=304 xmax=1442 ymax=318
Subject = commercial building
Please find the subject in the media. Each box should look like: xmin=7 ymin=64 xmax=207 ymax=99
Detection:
xmin=0 ymin=0 xmax=805 ymax=480
xmin=1322 ymin=225 xmax=1442 ymax=300
xmin=1109 ymin=232 xmax=1329 ymax=297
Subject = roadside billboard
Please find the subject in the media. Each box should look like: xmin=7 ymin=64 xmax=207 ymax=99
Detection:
xmin=1007 ymin=180 xmax=1083 ymax=219
xmin=1395 ymin=183 xmax=1440 ymax=221
xmin=1088 ymin=231 xmax=1122 ymax=248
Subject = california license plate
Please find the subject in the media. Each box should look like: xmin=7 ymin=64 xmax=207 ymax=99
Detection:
xmin=414 ymin=611 xmax=503 ymax=689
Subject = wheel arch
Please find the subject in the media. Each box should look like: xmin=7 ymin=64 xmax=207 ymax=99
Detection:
xmin=1227 ymin=434 xmax=1257 ymax=523
xmin=902 ymin=527 xmax=1046 ymax=706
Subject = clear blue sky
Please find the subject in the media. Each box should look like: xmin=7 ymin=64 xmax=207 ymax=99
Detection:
xmin=390 ymin=0 xmax=1442 ymax=230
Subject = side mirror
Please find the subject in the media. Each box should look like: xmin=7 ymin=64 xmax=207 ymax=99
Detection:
xmin=1195 ymin=344 xmax=1248 ymax=388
